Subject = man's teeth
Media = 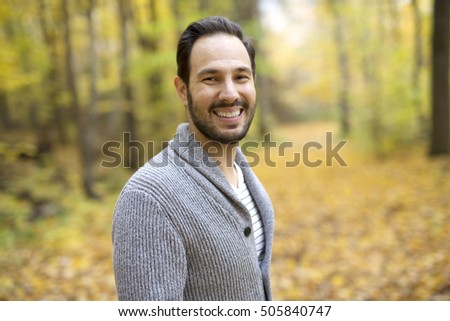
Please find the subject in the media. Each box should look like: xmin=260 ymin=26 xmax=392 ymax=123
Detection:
xmin=215 ymin=110 xmax=241 ymax=118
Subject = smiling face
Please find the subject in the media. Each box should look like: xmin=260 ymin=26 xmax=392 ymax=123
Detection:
xmin=174 ymin=33 xmax=257 ymax=144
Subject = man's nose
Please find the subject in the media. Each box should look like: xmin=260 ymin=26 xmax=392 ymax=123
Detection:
xmin=218 ymin=79 xmax=240 ymax=103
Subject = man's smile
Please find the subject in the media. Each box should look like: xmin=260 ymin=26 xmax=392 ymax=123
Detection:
xmin=212 ymin=107 xmax=244 ymax=119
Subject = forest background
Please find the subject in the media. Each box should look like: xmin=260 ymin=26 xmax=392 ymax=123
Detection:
xmin=0 ymin=0 xmax=449 ymax=300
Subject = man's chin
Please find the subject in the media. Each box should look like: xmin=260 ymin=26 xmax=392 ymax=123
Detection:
xmin=213 ymin=129 xmax=249 ymax=144
xmin=191 ymin=116 xmax=253 ymax=144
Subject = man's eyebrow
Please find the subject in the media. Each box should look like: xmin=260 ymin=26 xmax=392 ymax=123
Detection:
xmin=197 ymin=68 xmax=220 ymax=77
xmin=196 ymin=66 xmax=252 ymax=77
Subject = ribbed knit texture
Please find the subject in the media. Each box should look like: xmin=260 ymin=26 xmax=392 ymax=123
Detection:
xmin=112 ymin=123 xmax=275 ymax=301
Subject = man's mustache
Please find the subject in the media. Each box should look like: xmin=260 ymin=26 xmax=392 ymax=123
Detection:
xmin=210 ymin=99 xmax=249 ymax=110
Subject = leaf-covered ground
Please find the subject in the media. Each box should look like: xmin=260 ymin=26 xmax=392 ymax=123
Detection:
xmin=258 ymin=122 xmax=450 ymax=300
xmin=1 ymin=122 xmax=449 ymax=300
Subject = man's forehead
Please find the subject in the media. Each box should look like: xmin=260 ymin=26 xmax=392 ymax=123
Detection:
xmin=190 ymin=33 xmax=251 ymax=69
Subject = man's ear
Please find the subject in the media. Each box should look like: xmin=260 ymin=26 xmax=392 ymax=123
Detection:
xmin=174 ymin=76 xmax=188 ymax=107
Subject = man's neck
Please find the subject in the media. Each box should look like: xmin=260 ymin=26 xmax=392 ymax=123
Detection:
xmin=189 ymin=126 xmax=239 ymax=188
xmin=212 ymin=142 xmax=238 ymax=189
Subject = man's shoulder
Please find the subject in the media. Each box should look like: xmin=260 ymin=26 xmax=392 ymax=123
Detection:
xmin=120 ymin=147 xmax=189 ymax=195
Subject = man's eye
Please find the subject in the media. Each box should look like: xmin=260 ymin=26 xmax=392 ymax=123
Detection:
xmin=203 ymin=77 xmax=218 ymax=82
xmin=236 ymin=75 xmax=250 ymax=81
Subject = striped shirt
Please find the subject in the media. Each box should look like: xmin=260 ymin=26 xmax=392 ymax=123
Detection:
xmin=232 ymin=162 xmax=266 ymax=265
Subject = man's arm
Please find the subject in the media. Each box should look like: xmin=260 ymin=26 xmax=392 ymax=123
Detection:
xmin=112 ymin=190 xmax=187 ymax=300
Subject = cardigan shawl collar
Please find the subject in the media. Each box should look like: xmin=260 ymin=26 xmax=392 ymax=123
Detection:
xmin=113 ymin=122 xmax=274 ymax=301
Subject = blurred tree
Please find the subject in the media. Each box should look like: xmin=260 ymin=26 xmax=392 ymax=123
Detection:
xmin=61 ymin=0 xmax=98 ymax=198
xmin=0 ymin=90 xmax=11 ymax=130
xmin=387 ymin=0 xmax=400 ymax=41
xmin=411 ymin=0 xmax=426 ymax=133
xmin=0 ymin=3 xmax=27 ymax=131
xmin=131 ymin=0 xmax=178 ymax=159
xmin=357 ymin=1 xmax=383 ymax=154
xmin=232 ymin=0 xmax=259 ymax=23
xmin=145 ymin=0 xmax=165 ymax=138
xmin=429 ymin=0 xmax=449 ymax=155
xmin=328 ymin=0 xmax=351 ymax=136
xmin=38 ymin=0 xmax=68 ymax=144
xmin=85 ymin=0 xmax=99 ymax=197
xmin=118 ymin=0 xmax=140 ymax=170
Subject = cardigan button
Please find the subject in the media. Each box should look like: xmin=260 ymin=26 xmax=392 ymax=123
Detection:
xmin=244 ymin=227 xmax=252 ymax=237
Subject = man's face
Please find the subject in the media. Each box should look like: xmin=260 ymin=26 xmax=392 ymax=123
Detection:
xmin=176 ymin=33 xmax=256 ymax=144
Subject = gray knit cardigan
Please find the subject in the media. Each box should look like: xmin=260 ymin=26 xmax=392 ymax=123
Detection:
xmin=112 ymin=123 xmax=275 ymax=301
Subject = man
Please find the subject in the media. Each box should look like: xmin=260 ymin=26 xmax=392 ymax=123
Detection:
xmin=112 ymin=16 xmax=274 ymax=301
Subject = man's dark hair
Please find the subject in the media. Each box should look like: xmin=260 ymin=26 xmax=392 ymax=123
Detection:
xmin=176 ymin=16 xmax=256 ymax=86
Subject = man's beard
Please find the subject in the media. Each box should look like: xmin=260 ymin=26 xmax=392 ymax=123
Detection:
xmin=187 ymin=90 xmax=256 ymax=144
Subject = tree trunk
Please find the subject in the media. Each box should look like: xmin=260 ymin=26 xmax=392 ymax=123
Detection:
xmin=144 ymin=0 xmax=164 ymax=138
xmin=257 ymin=70 xmax=270 ymax=137
xmin=147 ymin=0 xmax=163 ymax=105
xmin=62 ymin=0 xmax=98 ymax=198
xmin=131 ymin=0 xmax=166 ymax=157
xmin=330 ymin=0 xmax=351 ymax=136
xmin=170 ymin=0 xmax=182 ymax=31
xmin=0 ymin=90 xmax=11 ymax=130
xmin=84 ymin=0 xmax=100 ymax=197
xmin=411 ymin=0 xmax=426 ymax=133
xmin=358 ymin=2 xmax=383 ymax=156
xmin=38 ymin=0 xmax=68 ymax=144
xmin=118 ymin=0 xmax=141 ymax=170
xmin=429 ymin=0 xmax=450 ymax=155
